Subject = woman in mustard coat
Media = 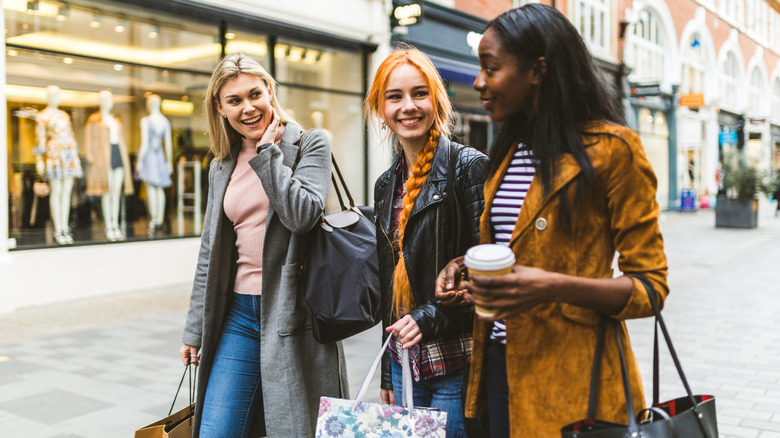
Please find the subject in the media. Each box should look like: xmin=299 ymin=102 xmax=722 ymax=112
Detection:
xmin=435 ymin=5 xmax=668 ymax=437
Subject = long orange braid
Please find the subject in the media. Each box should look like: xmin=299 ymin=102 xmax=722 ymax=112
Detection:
xmin=391 ymin=129 xmax=440 ymax=319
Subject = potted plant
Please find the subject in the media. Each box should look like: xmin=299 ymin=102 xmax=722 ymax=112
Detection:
xmin=715 ymin=153 xmax=776 ymax=228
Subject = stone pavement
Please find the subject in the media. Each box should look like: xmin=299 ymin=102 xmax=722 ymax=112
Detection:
xmin=0 ymin=202 xmax=778 ymax=437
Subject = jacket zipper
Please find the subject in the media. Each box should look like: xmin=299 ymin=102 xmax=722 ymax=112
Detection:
xmin=435 ymin=207 xmax=440 ymax=277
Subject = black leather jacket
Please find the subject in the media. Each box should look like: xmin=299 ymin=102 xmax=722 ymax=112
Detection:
xmin=374 ymin=136 xmax=488 ymax=390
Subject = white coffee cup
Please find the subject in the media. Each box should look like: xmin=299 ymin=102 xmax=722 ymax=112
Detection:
xmin=463 ymin=244 xmax=516 ymax=318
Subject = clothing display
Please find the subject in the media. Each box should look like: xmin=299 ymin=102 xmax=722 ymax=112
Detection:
xmin=136 ymin=118 xmax=173 ymax=188
xmin=84 ymin=112 xmax=134 ymax=197
xmin=33 ymin=108 xmax=83 ymax=180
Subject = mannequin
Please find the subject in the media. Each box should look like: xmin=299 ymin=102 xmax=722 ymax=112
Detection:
xmin=34 ymin=85 xmax=83 ymax=245
xmin=310 ymin=111 xmax=333 ymax=143
xmin=136 ymin=94 xmax=173 ymax=237
xmin=85 ymin=90 xmax=134 ymax=241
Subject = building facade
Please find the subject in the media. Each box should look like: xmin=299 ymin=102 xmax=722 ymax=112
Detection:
xmin=513 ymin=0 xmax=780 ymax=210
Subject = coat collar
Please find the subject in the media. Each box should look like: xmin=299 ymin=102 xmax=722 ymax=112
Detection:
xmin=480 ymin=130 xmax=609 ymax=247
xmin=375 ymin=135 xmax=453 ymax=233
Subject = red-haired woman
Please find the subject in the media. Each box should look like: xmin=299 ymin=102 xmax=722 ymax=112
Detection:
xmin=365 ymin=46 xmax=489 ymax=438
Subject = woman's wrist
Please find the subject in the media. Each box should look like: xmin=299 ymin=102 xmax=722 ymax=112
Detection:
xmin=256 ymin=142 xmax=274 ymax=154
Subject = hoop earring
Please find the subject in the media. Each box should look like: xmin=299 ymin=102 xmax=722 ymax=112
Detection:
xmin=381 ymin=121 xmax=387 ymax=131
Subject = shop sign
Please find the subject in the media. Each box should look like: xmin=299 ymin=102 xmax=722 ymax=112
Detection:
xmin=391 ymin=0 xmax=423 ymax=27
xmin=719 ymin=129 xmax=738 ymax=146
xmin=630 ymin=83 xmax=661 ymax=97
xmin=679 ymin=92 xmax=705 ymax=108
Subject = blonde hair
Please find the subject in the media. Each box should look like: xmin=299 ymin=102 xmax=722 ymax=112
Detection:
xmin=205 ymin=53 xmax=294 ymax=160
xmin=365 ymin=46 xmax=451 ymax=318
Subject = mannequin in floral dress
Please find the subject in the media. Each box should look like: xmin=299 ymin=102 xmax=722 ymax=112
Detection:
xmin=34 ymin=85 xmax=83 ymax=245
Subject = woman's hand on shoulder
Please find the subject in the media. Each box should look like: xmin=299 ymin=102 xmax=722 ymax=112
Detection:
xmin=464 ymin=265 xmax=557 ymax=320
xmin=434 ymin=256 xmax=469 ymax=307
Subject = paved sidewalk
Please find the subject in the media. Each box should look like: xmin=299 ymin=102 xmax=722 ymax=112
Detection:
xmin=0 ymin=204 xmax=779 ymax=437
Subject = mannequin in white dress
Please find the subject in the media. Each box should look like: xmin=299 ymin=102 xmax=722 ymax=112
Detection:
xmin=136 ymin=94 xmax=173 ymax=237
xmin=34 ymin=85 xmax=83 ymax=245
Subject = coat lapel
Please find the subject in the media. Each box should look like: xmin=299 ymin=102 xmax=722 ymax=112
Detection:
xmin=481 ymin=141 xmax=605 ymax=247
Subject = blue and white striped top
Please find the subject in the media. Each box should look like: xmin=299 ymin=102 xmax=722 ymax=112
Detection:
xmin=489 ymin=143 xmax=536 ymax=343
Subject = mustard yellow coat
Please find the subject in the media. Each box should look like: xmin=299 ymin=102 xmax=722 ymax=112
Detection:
xmin=464 ymin=122 xmax=669 ymax=437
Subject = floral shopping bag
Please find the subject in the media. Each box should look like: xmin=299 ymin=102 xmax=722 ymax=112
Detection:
xmin=315 ymin=337 xmax=447 ymax=438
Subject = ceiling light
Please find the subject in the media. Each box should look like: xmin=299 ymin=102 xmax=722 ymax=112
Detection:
xmin=91 ymin=13 xmax=103 ymax=28
xmin=113 ymin=64 xmax=123 ymax=71
xmin=7 ymin=50 xmax=18 ymax=56
xmin=26 ymin=1 xmax=39 ymax=14
xmin=225 ymin=32 xmax=236 ymax=40
xmin=148 ymin=24 xmax=160 ymax=39
xmin=115 ymin=17 xmax=128 ymax=33
xmin=63 ymin=57 xmax=74 ymax=64
xmin=57 ymin=4 xmax=70 ymax=21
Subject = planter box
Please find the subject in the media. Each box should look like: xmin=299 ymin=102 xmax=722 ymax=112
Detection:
xmin=715 ymin=196 xmax=758 ymax=228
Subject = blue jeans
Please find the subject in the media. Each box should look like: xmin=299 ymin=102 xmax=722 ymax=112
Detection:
xmin=200 ymin=293 xmax=264 ymax=438
xmin=391 ymin=358 xmax=465 ymax=438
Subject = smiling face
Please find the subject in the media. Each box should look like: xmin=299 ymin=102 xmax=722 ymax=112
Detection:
xmin=382 ymin=63 xmax=435 ymax=152
xmin=215 ymin=73 xmax=273 ymax=141
xmin=474 ymin=28 xmax=540 ymax=122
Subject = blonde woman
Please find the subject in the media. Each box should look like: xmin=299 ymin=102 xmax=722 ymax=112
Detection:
xmin=366 ymin=46 xmax=488 ymax=438
xmin=180 ymin=53 xmax=347 ymax=437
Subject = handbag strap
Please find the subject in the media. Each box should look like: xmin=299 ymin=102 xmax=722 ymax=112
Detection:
xmin=168 ymin=363 xmax=197 ymax=416
xmin=586 ymin=317 xmax=608 ymax=419
xmin=352 ymin=335 xmax=414 ymax=411
xmin=586 ymin=318 xmax=641 ymax=434
xmin=632 ymin=275 xmax=713 ymax=438
xmin=614 ymin=322 xmax=641 ymax=433
xmin=631 ymin=275 xmax=697 ymax=404
xmin=294 ymin=129 xmax=356 ymax=214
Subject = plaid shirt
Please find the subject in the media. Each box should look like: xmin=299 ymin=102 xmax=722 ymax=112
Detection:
xmin=388 ymin=156 xmax=472 ymax=381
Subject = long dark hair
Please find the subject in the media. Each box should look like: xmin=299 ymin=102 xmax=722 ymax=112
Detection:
xmin=486 ymin=4 xmax=626 ymax=223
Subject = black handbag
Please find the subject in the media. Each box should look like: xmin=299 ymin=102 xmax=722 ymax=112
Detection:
xmin=297 ymin=137 xmax=381 ymax=344
xmin=561 ymin=276 xmax=718 ymax=438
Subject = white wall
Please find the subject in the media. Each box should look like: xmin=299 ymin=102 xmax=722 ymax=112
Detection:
xmin=0 ymin=238 xmax=200 ymax=314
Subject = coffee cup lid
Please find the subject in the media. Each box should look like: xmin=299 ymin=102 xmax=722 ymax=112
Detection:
xmin=464 ymin=244 xmax=516 ymax=271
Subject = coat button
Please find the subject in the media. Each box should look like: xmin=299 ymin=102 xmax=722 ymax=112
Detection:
xmin=433 ymin=194 xmax=440 ymax=200
xmin=535 ymin=218 xmax=548 ymax=231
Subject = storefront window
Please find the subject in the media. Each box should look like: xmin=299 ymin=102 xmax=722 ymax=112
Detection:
xmin=6 ymin=0 xmax=215 ymax=248
xmin=271 ymin=38 xmax=367 ymax=210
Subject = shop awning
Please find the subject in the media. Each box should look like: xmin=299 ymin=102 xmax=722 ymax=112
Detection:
xmin=430 ymin=55 xmax=479 ymax=85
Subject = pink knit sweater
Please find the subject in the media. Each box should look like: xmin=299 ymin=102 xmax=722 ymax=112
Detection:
xmin=223 ymin=143 xmax=271 ymax=295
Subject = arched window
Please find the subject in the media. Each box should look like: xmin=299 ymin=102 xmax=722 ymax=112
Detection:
xmin=771 ymin=79 xmax=780 ymax=120
xmin=626 ymin=10 xmax=664 ymax=84
xmin=720 ymin=52 xmax=740 ymax=110
xmin=681 ymin=32 xmax=705 ymax=94
xmin=748 ymin=67 xmax=767 ymax=114
xmin=572 ymin=0 xmax=609 ymax=56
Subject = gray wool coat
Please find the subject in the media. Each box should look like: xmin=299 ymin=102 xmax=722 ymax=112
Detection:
xmin=182 ymin=123 xmax=349 ymax=437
